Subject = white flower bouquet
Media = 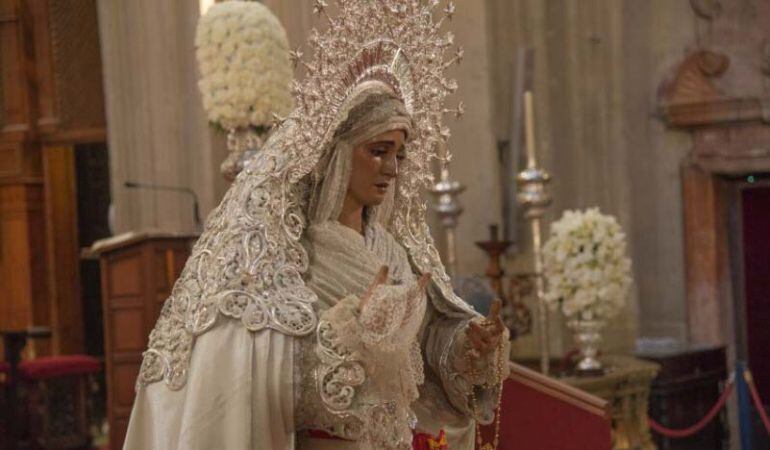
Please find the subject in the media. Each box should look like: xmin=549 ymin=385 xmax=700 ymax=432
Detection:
xmin=542 ymin=208 xmax=632 ymax=324
xmin=195 ymin=1 xmax=293 ymax=131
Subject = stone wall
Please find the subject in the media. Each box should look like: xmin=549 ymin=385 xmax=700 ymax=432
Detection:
xmin=487 ymin=0 xmax=700 ymax=357
xmin=487 ymin=0 xmax=769 ymax=357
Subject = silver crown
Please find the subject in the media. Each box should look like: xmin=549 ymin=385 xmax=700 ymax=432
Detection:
xmin=278 ymin=0 xmax=464 ymax=189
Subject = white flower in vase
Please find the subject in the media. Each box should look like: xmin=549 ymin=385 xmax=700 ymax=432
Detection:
xmin=542 ymin=207 xmax=633 ymax=373
xmin=196 ymin=1 xmax=294 ymax=180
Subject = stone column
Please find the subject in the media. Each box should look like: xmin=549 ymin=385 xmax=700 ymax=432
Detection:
xmin=97 ymin=0 xmax=228 ymax=235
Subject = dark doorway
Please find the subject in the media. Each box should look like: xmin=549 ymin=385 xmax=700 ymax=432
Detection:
xmin=741 ymin=183 xmax=770 ymax=404
xmin=74 ymin=142 xmax=111 ymax=357
xmin=731 ymin=176 xmax=770 ymax=449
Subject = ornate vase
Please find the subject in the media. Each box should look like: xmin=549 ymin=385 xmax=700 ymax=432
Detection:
xmin=568 ymin=318 xmax=605 ymax=374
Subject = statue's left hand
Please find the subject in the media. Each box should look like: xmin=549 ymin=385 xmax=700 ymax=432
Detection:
xmin=466 ymin=299 xmax=506 ymax=360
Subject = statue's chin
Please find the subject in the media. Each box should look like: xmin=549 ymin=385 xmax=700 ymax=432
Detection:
xmin=364 ymin=195 xmax=386 ymax=207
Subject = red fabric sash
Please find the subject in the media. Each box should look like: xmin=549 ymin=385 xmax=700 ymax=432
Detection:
xmin=307 ymin=429 xmax=448 ymax=449
xmin=413 ymin=429 xmax=448 ymax=450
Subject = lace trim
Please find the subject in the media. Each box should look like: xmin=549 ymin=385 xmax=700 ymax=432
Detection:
xmin=136 ymin=148 xmax=319 ymax=390
xmin=315 ymin=320 xmax=366 ymax=413
xmin=438 ymin=319 xmax=472 ymax=411
xmin=311 ymin=284 xmax=426 ymax=449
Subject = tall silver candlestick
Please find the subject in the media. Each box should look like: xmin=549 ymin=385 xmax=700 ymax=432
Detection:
xmin=429 ymin=161 xmax=465 ymax=277
xmin=517 ymin=91 xmax=552 ymax=375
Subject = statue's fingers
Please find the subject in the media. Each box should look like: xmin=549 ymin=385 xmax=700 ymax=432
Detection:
xmin=484 ymin=341 xmax=498 ymax=356
xmin=362 ymin=265 xmax=389 ymax=304
xmin=472 ymin=337 xmax=488 ymax=354
xmin=468 ymin=321 xmax=491 ymax=340
xmin=466 ymin=348 xmax=481 ymax=361
xmin=467 ymin=328 xmax=486 ymax=351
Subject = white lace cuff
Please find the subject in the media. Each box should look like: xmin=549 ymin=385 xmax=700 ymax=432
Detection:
xmin=450 ymin=319 xmax=511 ymax=387
xmin=432 ymin=317 xmax=510 ymax=424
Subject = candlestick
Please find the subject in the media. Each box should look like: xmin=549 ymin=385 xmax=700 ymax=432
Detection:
xmin=429 ymin=160 xmax=465 ymax=277
xmin=475 ymin=225 xmax=512 ymax=300
xmin=516 ymin=90 xmax=553 ymax=375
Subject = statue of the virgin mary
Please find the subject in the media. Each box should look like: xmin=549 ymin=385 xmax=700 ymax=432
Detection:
xmin=123 ymin=1 xmax=509 ymax=449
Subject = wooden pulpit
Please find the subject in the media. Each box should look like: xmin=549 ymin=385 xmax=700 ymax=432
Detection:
xmin=479 ymin=363 xmax=613 ymax=450
xmin=90 ymin=231 xmax=197 ymax=450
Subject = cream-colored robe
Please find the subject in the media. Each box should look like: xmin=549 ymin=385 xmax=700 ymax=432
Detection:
xmin=124 ymin=221 xmax=506 ymax=450
xmin=124 ymin=320 xmax=295 ymax=449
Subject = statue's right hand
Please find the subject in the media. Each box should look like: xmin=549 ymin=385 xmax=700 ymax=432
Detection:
xmin=360 ymin=265 xmax=389 ymax=311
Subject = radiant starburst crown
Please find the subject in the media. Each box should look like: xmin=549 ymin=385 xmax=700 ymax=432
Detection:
xmin=276 ymin=0 xmax=464 ymax=188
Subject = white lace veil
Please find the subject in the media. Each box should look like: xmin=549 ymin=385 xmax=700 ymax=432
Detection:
xmin=307 ymin=92 xmax=412 ymax=225
xmin=137 ymin=0 xmax=474 ymax=391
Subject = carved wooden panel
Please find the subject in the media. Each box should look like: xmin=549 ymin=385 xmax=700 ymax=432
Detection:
xmin=0 ymin=143 xmax=20 ymax=175
xmin=107 ymin=252 xmax=142 ymax=298
xmin=46 ymin=0 xmax=105 ymax=132
xmin=0 ymin=17 xmax=4 ymax=128
xmin=110 ymin=309 xmax=145 ymax=352
xmin=0 ymin=183 xmax=51 ymax=356
xmin=0 ymin=140 xmax=42 ymax=179
xmin=0 ymin=0 xmax=33 ymax=136
xmin=43 ymin=145 xmax=84 ymax=354
xmin=113 ymin=362 xmax=140 ymax=408
xmin=0 ymin=0 xmax=106 ymax=361
xmin=112 ymin=419 xmax=129 ymax=450
xmin=154 ymin=250 xmax=169 ymax=293
xmin=27 ymin=0 xmax=56 ymax=131
xmin=1 ymin=0 xmax=106 ymax=141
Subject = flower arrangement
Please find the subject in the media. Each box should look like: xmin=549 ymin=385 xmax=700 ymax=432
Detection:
xmin=195 ymin=1 xmax=293 ymax=131
xmin=542 ymin=208 xmax=632 ymax=323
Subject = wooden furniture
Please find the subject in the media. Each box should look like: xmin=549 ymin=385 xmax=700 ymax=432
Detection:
xmin=0 ymin=327 xmax=51 ymax=450
xmin=0 ymin=0 xmax=107 ymax=357
xmin=18 ymin=354 xmax=101 ymax=450
xmin=637 ymin=345 xmax=728 ymax=450
xmin=90 ymin=231 xmax=196 ymax=450
xmin=562 ymin=355 xmax=660 ymax=450
xmin=478 ymin=362 xmax=613 ymax=450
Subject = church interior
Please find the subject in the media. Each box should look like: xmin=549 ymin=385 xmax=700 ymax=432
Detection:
xmin=1 ymin=0 xmax=769 ymax=449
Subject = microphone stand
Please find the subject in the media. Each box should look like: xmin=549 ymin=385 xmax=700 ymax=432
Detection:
xmin=124 ymin=181 xmax=203 ymax=232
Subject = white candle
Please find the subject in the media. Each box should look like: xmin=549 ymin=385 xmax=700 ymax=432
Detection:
xmin=524 ymin=91 xmax=537 ymax=168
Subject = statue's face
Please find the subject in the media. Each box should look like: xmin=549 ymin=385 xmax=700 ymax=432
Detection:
xmin=347 ymin=129 xmax=406 ymax=207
